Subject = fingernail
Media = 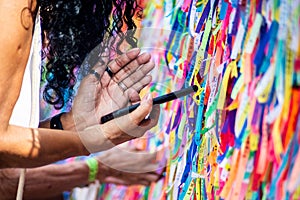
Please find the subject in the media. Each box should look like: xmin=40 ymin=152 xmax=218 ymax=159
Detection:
xmin=140 ymin=52 xmax=151 ymax=59
xmin=127 ymin=47 xmax=140 ymax=53
xmin=141 ymin=93 xmax=152 ymax=105
xmin=145 ymin=93 xmax=152 ymax=102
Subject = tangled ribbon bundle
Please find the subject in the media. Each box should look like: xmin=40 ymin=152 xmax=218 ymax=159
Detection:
xmin=44 ymin=0 xmax=299 ymax=199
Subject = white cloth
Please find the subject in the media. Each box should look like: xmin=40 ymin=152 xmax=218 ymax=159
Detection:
xmin=9 ymin=11 xmax=100 ymax=200
xmin=71 ymin=181 xmax=100 ymax=200
xmin=9 ymin=12 xmax=42 ymax=128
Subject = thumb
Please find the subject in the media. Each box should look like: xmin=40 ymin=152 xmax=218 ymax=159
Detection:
xmin=129 ymin=93 xmax=153 ymax=126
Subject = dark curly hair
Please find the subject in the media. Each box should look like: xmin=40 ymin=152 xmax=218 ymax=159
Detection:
xmin=38 ymin=0 xmax=142 ymax=109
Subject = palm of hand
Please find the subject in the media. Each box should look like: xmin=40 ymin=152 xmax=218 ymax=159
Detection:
xmin=71 ymin=49 xmax=154 ymax=131
xmin=71 ymin=74 xmax=131 ymax=130
xmin=94 ymin=80 xmax=133 ymax=119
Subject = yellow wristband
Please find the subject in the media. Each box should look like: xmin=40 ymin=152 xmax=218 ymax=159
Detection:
xmin=85 ymin=158 xmax=98 ymax=182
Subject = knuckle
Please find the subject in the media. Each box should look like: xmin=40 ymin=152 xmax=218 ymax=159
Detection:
xmin=130 ymin=74 xmax=140 ymax=83
xmin=136 ymin=68 xmax=145 ymax=77
xmin=114 ymin=57 xmax=123 ymax=67
xmin=112 ymin=75 xmax=120 ymax=82
xmin=132 ymin=118 xmax=141 ymax=126
xmin=134 ymin=82 xmax=143 ymax=90
xmin=145 ymin=103 xmax=152 ymax=112
xmin=123 ymin=66 xmax=132 ymax=74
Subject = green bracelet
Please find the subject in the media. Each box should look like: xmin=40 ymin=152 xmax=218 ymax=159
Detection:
xmin=85 ymin=158 xmax=98 ymax=182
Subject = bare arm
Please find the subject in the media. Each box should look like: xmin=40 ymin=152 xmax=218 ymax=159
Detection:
xmin=0 ymin=1 xmax=35 ymax=127
xmin=0 ymin=0 xmax=88 ymax=168
xmin=0 ymin=148 xmax=162 ymax=200
xmin=0 ymin=163 xmax=90 ymax=200
xmin=0 ymin=0 xmax=158 ymax=168
xmin=0 ymin=126 xmax=89 ymax=168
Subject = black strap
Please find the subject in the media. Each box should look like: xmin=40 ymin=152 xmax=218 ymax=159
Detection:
xmin=50 ymin=112 xmax=65 ymax=130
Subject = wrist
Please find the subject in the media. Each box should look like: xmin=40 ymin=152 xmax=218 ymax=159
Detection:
xmin=94 ymin=158 xmax=110 ymax=183
xmin=71 ymin=161 xmax=91 ymax=186
xmin=50 ymin=112 xmax=65 ymax=129
xmin=60 ymin=111 xmax=76 ymax=131
xmin=85 ymin=157 xmax=99 ymax=183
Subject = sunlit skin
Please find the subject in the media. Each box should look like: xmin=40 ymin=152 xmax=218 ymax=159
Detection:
xmin=0 ymin=1 xmax=162 ymax=199
xmin=0 ymin=0 xmax=159 ymax=168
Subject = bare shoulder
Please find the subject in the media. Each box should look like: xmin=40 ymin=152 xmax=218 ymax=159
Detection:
xmin=0 ymin=0 xmax=37 ymax=131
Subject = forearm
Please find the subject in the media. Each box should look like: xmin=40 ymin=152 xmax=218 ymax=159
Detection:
xmin=0 ymin=162 xmax=90 ymax=200
xmin=0 ymin=125 xmax=89 ymax=168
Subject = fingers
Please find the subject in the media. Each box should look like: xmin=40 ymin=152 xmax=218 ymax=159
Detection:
xmin=119 ymin=60 xmax=154 ymax=90
xmin=139 ymin=105 xmax=160 ymax=127
xmin=88 ymin=62 xmax=107 ymax=82
xmin=107 ymin=48 xmax=141 ymax=75
xmin=81 ymin=93 xmax=159 ymax=151
xmin=127 ymin=88 xmax=141 ymax=103
xmin=89 ymin=48 xmax=141 ymax=84
xmin=98 ymin=146 xmax=161 ymax=173
xmin=100 ymin=93 xmax=157 ymax=145
xmin=130 ymin=75 xmax=152 ymax=93
xmin=108 ymin=53 xmax=153 ymax=95
xmin=104 ymin=172 xmax=160 ymax=186
xmin=128 ymin=93 xmax=153 ymax=126
xmin=104 ymin=176 xmax=150 ymax=186
xmin=144 ymin=172 xmax=161 ymax=182
xmin=112 ymin=52 xmax=152 ymax=83
xmin=104 ymin=177 xmax=130 ymax=185
xmin=105 ymin=93 xmax=153 ymax=131
xmin=94 ymin=49 xmax=154 ymax=92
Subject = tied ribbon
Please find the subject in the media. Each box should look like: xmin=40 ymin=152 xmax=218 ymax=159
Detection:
xmin=217 ymin=60 xmax=238 ymax=110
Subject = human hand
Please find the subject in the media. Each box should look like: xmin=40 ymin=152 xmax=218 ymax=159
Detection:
xmin=95 ymin=146 xmax=165 ymax=186
xmin=78 ymin=94 xmax=160 ymax=153
xmin=68 ymin=48 xmax=155 ymax=131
